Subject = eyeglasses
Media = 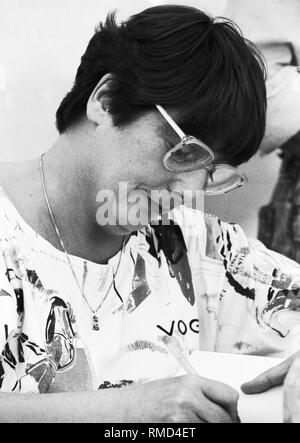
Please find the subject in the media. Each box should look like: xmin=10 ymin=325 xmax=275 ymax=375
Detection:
xmin=156 ymin=105 xmax=248 ymax=196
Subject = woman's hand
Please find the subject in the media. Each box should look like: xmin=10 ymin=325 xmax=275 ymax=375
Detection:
xmin=0 ymin=375 xmax=239 ymax=423
xmin=123 ymin=375 xmax=240 ymax=423
xmin=284 ymin=357 xmax=300 ymax=423
xmin=241 ymin=351 xmax=300 ymax=394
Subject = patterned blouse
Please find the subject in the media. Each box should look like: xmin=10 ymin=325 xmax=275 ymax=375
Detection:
xmin=0 ymin=186 xmax=300 ymax=394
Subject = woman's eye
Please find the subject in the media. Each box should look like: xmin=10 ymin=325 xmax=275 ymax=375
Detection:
xmin=172 ymin=150 xmax=187 ymax=163
xmin=171 ymin=146 xmax=195 ymax=164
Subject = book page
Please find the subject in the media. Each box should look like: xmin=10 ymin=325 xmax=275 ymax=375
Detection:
xmin=184 ymin=352 xmax=284 ymax=423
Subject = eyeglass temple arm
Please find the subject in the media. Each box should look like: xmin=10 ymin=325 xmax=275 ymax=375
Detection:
xmin=156 ymin=105 xmax=186 ymax=139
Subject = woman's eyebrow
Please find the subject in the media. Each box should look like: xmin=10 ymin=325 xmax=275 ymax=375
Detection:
xmin=155 ymin=123 xmax=180 ymax=143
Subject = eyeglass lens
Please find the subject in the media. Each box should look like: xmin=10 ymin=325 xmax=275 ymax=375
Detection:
xmin=165 ymin=140 xmax=213 ymax=172
xmin=205 ymin=166 xmax=244 ymax=194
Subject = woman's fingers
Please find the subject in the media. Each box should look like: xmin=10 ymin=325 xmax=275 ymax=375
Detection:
xmin=201 ymin=378 xmax=240 ymax=423
xmin=241 ymin=352 xmax=300 ymax=394
xmin=284 ymin=357 xmax=300 ymax=423
xmin=194 ymin=395 xmax=232 ymax=424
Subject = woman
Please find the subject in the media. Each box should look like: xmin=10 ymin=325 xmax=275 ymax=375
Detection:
xmin=0 ymin=5 xmax=299 ymax=423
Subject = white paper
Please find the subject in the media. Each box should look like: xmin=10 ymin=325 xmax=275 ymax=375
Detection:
xmin=183 ymin=351 xmax=284 ymax=423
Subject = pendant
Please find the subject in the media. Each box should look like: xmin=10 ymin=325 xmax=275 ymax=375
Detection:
xmin=92 ymin=315 xmax=100 ymax=331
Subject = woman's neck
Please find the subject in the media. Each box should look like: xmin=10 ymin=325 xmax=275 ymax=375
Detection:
xmin=0 ymin=140 xmax=126 ymax=264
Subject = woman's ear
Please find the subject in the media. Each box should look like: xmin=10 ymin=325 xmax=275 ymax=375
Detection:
xmin=86 ymin=73 xmax=114 ymax=124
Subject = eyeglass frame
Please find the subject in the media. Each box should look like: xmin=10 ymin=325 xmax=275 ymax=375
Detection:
xmin=156 ymin=104 xmax=248 ymax=195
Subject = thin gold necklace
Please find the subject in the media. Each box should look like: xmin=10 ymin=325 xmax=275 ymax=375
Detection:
xmin=39 ymin=153 xmax=125 ymax=331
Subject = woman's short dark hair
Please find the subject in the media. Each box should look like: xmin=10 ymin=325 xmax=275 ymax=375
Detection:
xmin=56 ymin=5 xmax=267 ymax=166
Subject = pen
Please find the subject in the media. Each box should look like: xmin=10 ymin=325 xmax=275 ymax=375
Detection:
xmin=162 ymin=335 xmax=199 ymax=376
xmin=162 ymin=335 xmax=241 ymax=423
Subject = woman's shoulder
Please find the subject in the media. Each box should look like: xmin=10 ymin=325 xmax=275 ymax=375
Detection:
xmin=0 ymin=160 xmax=44 ymax=235
xmin=0 ymin=162 xmax=24 ymax=216
xmin=0 ymin=163 xmax=34 ymax=248
xmin=0 ymin=160 xmax=20 ymax=190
